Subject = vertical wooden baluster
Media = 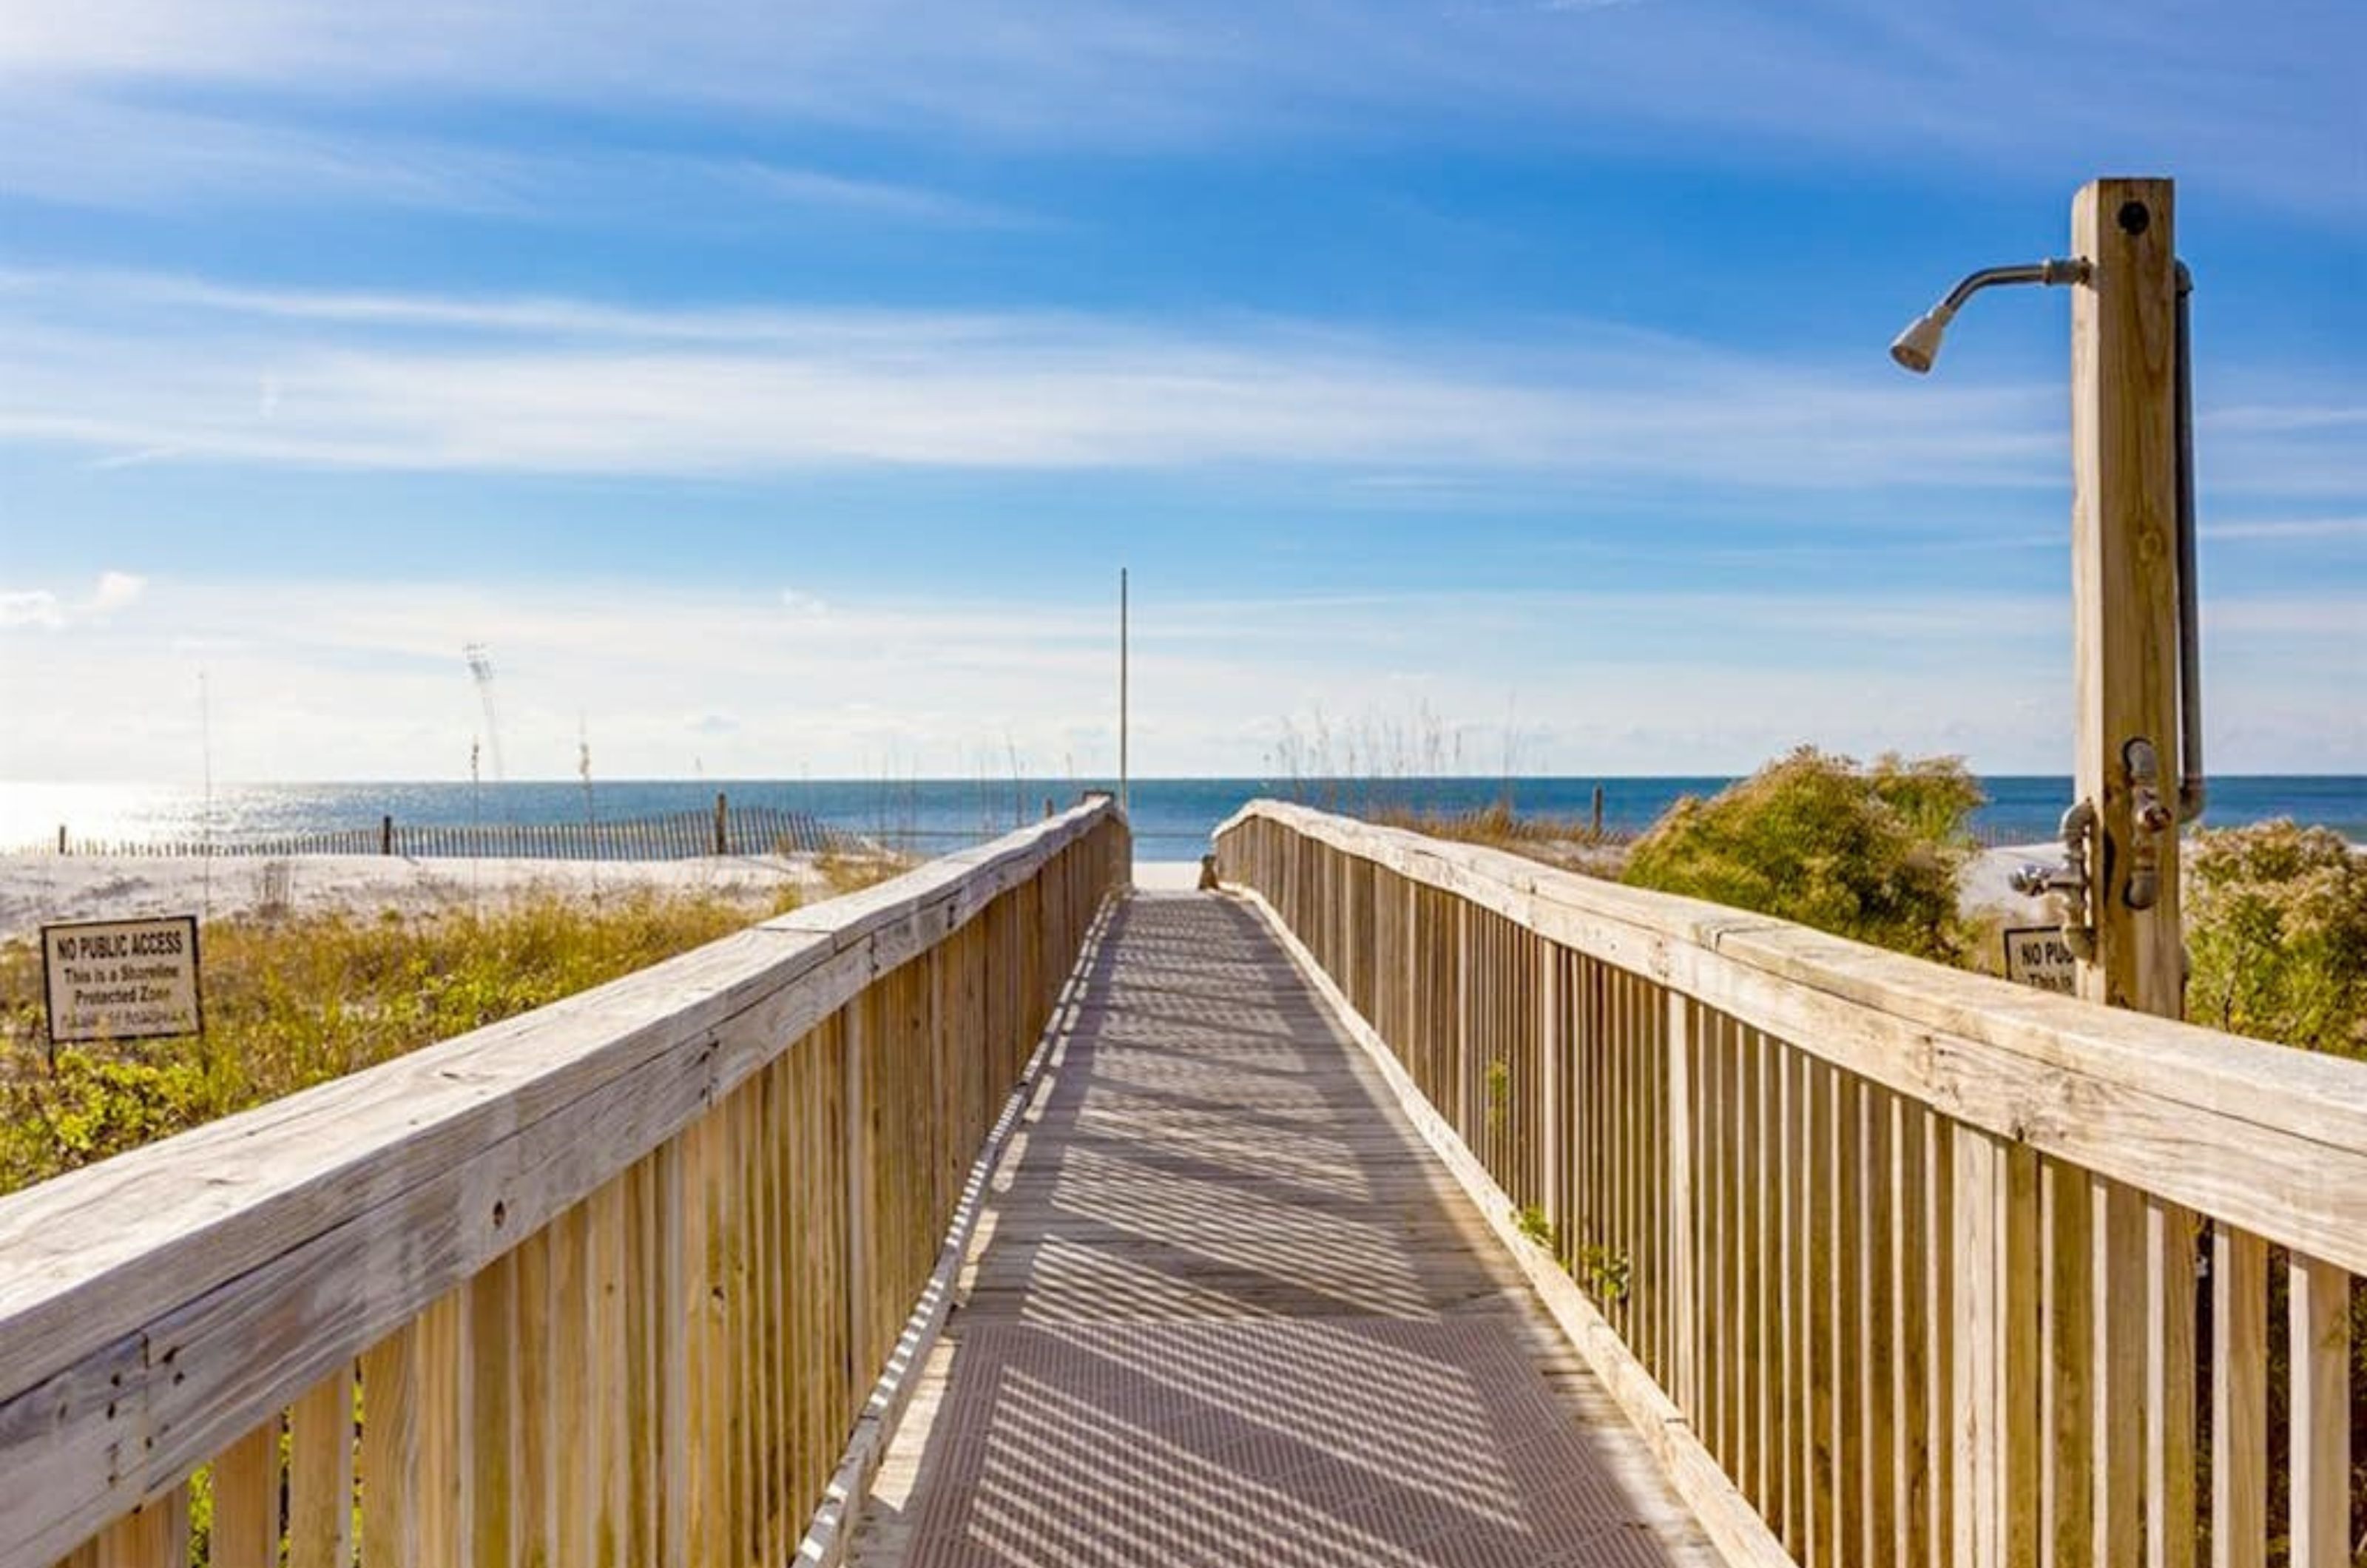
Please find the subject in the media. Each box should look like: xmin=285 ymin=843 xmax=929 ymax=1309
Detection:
xmin=1955 ymin=1127 xmax=2002 ymax=1568
xmin=1667 ymin=990 xmax=1696 ymax=1418
xmin=551 ymin=1205 xmax=594 ymax=1568
xmin=1928 ymin=1115 xmax=1956 ymax=1564
xmin=2002 ymin=1145 xmax=2041 ymax=1568
xmin=1863 ymin=1082 xmax=1897 ymax=1568
xmin=210 ymin=1418 xmax=281 ymax=1568
xmin=2096 ymin=1178 xmax=2146 ymax=1565
xmin=2209 ymin=1224 xmax=2266 ymax=1568
xmin=657 ymin=1138 xmax=690 ymax=1568
xmin=1755 ymin=1029 xmax=1780 ymax=1530
xmin=91 ymin=1488 xmax=189 ymax=1568
xmin=470 ymin=1250 xmax=517 ymax=1568
xmin=591 ymin=1177 xmax=630 ymax=1567
xmin=1893 ymin=1098 xmax=1929 ymax=1568
xmin=516 ymin=1227 xmax=554 ymax=1567
xmin=288 ymin=1365 xmax=354 ymax=1568
xmin=361 ymin=1322 xmax=422 ymax=1568
xmin=1809 ymin=1059 xmax=1835 ymax=1568
xmin=1834 ymin=1070 xmax=1863 ymax=1567
xmin=2042 ymin=1160 xmax=2096 ymax=1568
xmin=2144 ymin=1200 xmax=2198 ymax=1568
xmin=417 ymin=1286 xmax=469 ymax=1567
xmin=2286 ymin=1252 xmax=2351 ymax=1568
xmin=1783 ymin=1044 xmax=1808 ymax=1558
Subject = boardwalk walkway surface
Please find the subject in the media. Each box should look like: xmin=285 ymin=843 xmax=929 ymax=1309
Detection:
xmin=852 ymin=891 xmax=1718 ymax=1568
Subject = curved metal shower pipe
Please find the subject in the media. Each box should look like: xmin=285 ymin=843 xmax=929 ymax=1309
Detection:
xmin=1888 ymin=254 xmax=2204 ymax=822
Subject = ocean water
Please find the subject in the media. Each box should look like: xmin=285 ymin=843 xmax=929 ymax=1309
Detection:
xmin=4 ymin=775 xmax=2363 ymax=857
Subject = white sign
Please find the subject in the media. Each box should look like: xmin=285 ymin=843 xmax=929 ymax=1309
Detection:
xmin=2002 ymin=925 xmax=2078 ymax=994
xmin=42 ymin=916 xmax=203 ymax=1044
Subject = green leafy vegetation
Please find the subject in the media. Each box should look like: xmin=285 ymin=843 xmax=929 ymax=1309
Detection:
xmin=1513 ymin=1204 xmax=1553 ymax=1246
xmin=1573 ymin=1243 xmax=1631 ymax=1305
xmin=2184 ymin=818 xmax=2367 ymax=1060
xmin=1621 ymin=747 xmax=1985 ymax=964
xmin=1483 ymin=1058 xmax=1513 ymax=1131
xmin=0 ymin=882 xmax=865 ymax=1196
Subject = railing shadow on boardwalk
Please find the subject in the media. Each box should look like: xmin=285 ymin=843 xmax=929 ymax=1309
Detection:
xmin=858 ymin=894 xmax=1713 ymax=1568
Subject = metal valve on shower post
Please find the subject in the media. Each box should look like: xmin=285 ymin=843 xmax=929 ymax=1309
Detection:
xmin=2121 ymin=736 xmax=2174 ymax=911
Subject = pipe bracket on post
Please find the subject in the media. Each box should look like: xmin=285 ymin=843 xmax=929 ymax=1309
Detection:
xmin=2010 ymin=798 xmax=2099 ymax=962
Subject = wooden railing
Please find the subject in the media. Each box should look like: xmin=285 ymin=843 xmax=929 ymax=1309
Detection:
xmin=1215 ymin=800 xmax=2363 ymax=1568
xmin=0 ymin=800 xmax=1129 ymax=1567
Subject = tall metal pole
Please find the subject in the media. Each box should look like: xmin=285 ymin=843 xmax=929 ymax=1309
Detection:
xmin=2069 ymin=178 xmax=2185 ymax=1018
xmin=1119 ymin=567 xmax=1130 ymax=818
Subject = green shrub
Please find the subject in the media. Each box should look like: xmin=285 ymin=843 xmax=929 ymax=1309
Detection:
xmin=1623 ymin=748 xmax=1984 ymax=963
xmin=2185 ymin=817 xmax=2367 ymax=1059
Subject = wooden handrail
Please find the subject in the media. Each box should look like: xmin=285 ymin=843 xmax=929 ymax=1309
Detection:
xmin=1216 ymin=799 xmax=2361 ymax=1568
xmin=1215 ymin=800 xmax=2367 ymax=1271
xmin=1 ymin=799 xmax=1129 ymax=1566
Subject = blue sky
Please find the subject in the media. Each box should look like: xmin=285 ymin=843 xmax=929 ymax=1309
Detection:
xmin=1 ymin=0 xmax=2361 ymax=782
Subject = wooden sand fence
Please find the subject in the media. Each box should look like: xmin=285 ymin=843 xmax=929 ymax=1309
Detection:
xmin=23 ymin=796 xmax=843 ymax=862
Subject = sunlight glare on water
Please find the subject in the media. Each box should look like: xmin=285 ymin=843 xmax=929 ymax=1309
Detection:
xmin=0 ymin=782 xmax=324 ymax=851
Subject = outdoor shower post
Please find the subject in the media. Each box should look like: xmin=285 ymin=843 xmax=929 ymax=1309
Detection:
xmin=2069 ymin=178 xmax=2185 ymax=1018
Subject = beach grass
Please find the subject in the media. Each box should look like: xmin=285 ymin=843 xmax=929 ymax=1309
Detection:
xmin=0 ymin=868 xmax=905 ymax=1196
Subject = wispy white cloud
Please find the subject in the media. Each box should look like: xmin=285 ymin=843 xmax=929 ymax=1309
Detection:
xmin=2 ymin=1 xmax=2357 ymax=217
xmin=0 ymin=570 xmax=147 ymax=629
xmin=0 ymin=90 xmax=1027 ymax=225
xmin=2204 ymin=516 xmax=2367 ymax=542
xmin=0 ymin=269 xmax=2073 ymax=487
xmin=7 ymin=270 xmax=2359 ymax=504
xmin=1 ymin=576 xmax=2356 ymax=781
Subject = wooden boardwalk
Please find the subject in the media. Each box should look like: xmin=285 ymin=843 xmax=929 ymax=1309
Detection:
xmin=853 ymin=891 xmax=1719 ymax=1567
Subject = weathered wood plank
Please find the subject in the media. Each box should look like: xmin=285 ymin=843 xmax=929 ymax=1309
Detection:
xmin=287 ymin=1367 xmax=352 ymax=1568
xmin=2285 ymin=1251 xmax=2351 ymax=1568
xmin=2143 ymin=1200 xmax=2197 ymax=1568
xmin=207 ymin=1419 xmax=279 ymax=1568
xmin=359 ymin=1324 xmax=420 ymax=1568
xmin=2040 ymin=1160 xmax=2094 ymax=1568
xmin=2208 ymin=1225 xmax=2266 ymax=1568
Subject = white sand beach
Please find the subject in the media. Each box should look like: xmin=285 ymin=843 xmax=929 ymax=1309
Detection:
xmin=1959 ymin=842 xmax=2062 ymax=922
xmin=0 ymin=851 xmax=835 ymax=944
